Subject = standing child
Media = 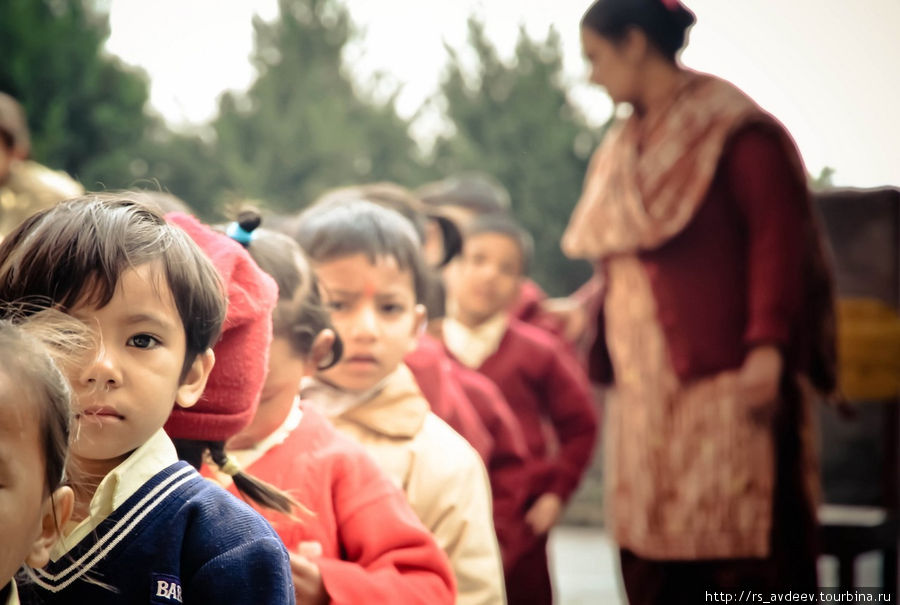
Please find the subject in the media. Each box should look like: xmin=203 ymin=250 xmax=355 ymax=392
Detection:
xmin=295 ymin=199 xmax=506 ymax=605
xmin=441 ymin=214 xmax=599 ymax=605
xmin=0 ymin=312 xmax=89 ymax=605
xmin=0 ymin=195 xmax=295 ymax=604
xmin=208 ymin=210 xmax=457 ymax=605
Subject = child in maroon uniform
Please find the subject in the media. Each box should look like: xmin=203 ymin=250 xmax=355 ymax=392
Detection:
xmin=441 ymin=214 xmax=599 ymax=605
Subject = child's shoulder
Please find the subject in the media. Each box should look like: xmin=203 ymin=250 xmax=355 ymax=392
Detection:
xmin=504 ymin=317 xmax=562 ymax=350
xmin=416 ymin=411 xmax=485 ymax=476
xmin=27 ymin=462 xmax=290 ymax=603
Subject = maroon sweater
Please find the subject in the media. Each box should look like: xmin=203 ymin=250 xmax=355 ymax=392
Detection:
xmin=453 ymin=319 xmax=598 ymax=503
xmin=406 ymin=336 xmax=493 ymax=462
xmin=408 ymin=334 xmax=531 ymax=572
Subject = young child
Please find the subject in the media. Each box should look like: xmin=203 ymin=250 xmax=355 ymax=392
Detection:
xmin=440 ymin=214 xmax=599 ymax=605
xmin=417 ymin=174 xmax=572 ymax=342
xmin=295 ymin=199 xmax=506 ymax=605
xmin=0 ymin=195 xmax=295 ymax=604
xmin=209 ymin=210 xmax=457 ymax=604
xmin=0 ymin=312 xmax=89 ymax=605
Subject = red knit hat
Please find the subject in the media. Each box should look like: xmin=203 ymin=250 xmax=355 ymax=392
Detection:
xmin=163 ymin=212 xmax=278 ymax=442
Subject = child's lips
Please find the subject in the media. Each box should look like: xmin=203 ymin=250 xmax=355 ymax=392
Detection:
xmin=77 ymin=406 xmax=125 ymax=421
xmin=345 ymin=354 xmax=378 ymax=366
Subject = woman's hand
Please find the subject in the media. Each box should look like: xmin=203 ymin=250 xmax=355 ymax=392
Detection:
xmin=737 ymin=345 xmax=783 ymax=424
xmin=525 ymin=493 xmax=563 ymax=536
xmin=539 ymin=297 xmax=587 ymax=343
xmin=290 ymin=542 xmax=329 ymax=605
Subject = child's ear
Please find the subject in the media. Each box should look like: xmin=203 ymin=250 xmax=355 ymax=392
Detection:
xmin=309 ymin=329 xmax=336 ymax=375
xmin=175 ymin=349 xmax=215 ymax=409
xmin=25 ymin=485 xmax=74 ymax=569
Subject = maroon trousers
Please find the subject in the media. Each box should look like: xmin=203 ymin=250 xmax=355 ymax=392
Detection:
xmin=505 ymin=533 xmax=553 ymax=605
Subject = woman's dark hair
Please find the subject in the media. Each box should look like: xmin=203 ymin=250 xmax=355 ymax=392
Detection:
xmin=581 ymin=0 xmax=696 ymax=62
xmin=225 ymin=207 xmax=343 ymax=370
xmin=294 ymin=198 xmax=429 ymax=304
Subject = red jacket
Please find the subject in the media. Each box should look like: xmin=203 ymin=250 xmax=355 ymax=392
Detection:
xmin=223 ymin=404 xmax=456 ymax=605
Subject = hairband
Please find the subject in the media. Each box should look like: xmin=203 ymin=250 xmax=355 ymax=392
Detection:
xmin=226 ymin=221 xmax=254 ymax=247
xmin=660 ymin=0 xmax=680 ymax=9
xmin=219 ymin=455 xmax=242 ymax=477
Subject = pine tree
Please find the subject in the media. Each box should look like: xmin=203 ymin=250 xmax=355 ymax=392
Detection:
xmin=432 ymin=19 xmax=604 ymax=296
xmin=0 ymin=0 xmax=152 ymax=189
xmin=212 ymin=0 xmax=427 ymax=213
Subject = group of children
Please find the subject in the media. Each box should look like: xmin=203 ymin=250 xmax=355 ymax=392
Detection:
xmin=0 ymin=171 xmax=598 ymax=604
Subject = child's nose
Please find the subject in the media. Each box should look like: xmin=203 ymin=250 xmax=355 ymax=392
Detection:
xmin=350 ymin=306 xmax=379 ymax=339
xmin=79 ymin=343 xmax=123 ymax=388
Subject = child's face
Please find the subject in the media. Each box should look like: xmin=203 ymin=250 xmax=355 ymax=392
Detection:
xmin=452 ymin=232 xmax=524 ymax=322
xmin=228 ymin=336 xmax=305 ymax=450
xmin=68 ymin=262 xmax=212 ymax=474
xmin=315 ymin=254 xmax=425 ymax=392
xmin=0 ymin=374 xmax=72 ymax=584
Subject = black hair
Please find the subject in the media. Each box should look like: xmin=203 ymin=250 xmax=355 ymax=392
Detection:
xmin=464 ymin=214 xmax=535 ymax=276
xmin=173 ymin=439 xmax=307 ymax=516
xmin=295 ymin=199 xmax=429 ymax=304
xmin=416 ymin=173 xmax=511 ymax=216
xmin=227 ymin=207 xmax=343 ymax=369
xmin=581 ymin=0 xmax=696 ymax=62
xmin=0 ymin=194 xmax=226 ymax=379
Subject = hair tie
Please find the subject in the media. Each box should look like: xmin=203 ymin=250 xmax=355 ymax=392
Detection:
xmin=660 ymin=0 xmax=680 ymax=9
xmin=226 ymin=221 xmax=254 ymax=247
xmin=219 ymin=455 xmax=242 ymax=477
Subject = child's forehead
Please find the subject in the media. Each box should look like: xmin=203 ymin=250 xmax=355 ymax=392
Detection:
xmin=0 ymin=372 xmax=39 ymax=439
xmin=70 ymin=262 xmax=180 ymax=321
xmin=315 ymin=253 xmax=415 ymax=292
xmin=466 ymin=231 xmax=523 ymax=257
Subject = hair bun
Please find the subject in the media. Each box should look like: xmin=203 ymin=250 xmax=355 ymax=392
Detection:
xmin=237 ymin=207 xmax=262 ymax=233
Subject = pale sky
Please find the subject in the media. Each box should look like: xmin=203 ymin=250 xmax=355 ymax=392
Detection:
xmin=106 ymin=0 xmax=900 ymax=188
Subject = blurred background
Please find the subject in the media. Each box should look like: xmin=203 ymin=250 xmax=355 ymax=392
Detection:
xmin=3 ymin=2 xmax=899 ymax=601
xmin=3 ymin=0 xmax=899 ymax=298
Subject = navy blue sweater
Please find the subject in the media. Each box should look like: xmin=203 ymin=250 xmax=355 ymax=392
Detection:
xmin=19 ymin=461 xmax=295 ymax=604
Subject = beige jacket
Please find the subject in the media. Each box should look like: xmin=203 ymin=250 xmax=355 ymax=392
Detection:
xmin=322 ymin=365 xmax=506 ymax=605
xmin=0 ymin=160 xmax=82 ymax=235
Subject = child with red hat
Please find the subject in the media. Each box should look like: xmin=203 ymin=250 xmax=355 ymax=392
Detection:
xmin=206 ymin=209 xmax=457 ymax=605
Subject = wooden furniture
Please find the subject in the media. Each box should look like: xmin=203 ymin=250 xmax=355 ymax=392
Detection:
xmin=815 ymin=186 xmax=900 ymax=593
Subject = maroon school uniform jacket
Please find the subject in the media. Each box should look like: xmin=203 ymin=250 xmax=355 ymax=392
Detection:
xmin=444 ymin=319 xmax=598 ymax=504
xmin=406 ymin=336 xmax=493 ymax=462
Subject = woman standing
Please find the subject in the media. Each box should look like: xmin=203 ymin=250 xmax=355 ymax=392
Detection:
xmin=562 ymin=0 xmax=836 ymax=602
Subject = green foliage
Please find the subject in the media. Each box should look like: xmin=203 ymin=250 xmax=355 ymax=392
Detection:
xmin=0 ymin=0 xmax=152 ymax=189
xmin=432 ymin=19 xmax=602 ymax=295
xmin=212 ymin=0 xmax=427 ymax=214
xmin=810 ymin=166 xmax=836 ymax=191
